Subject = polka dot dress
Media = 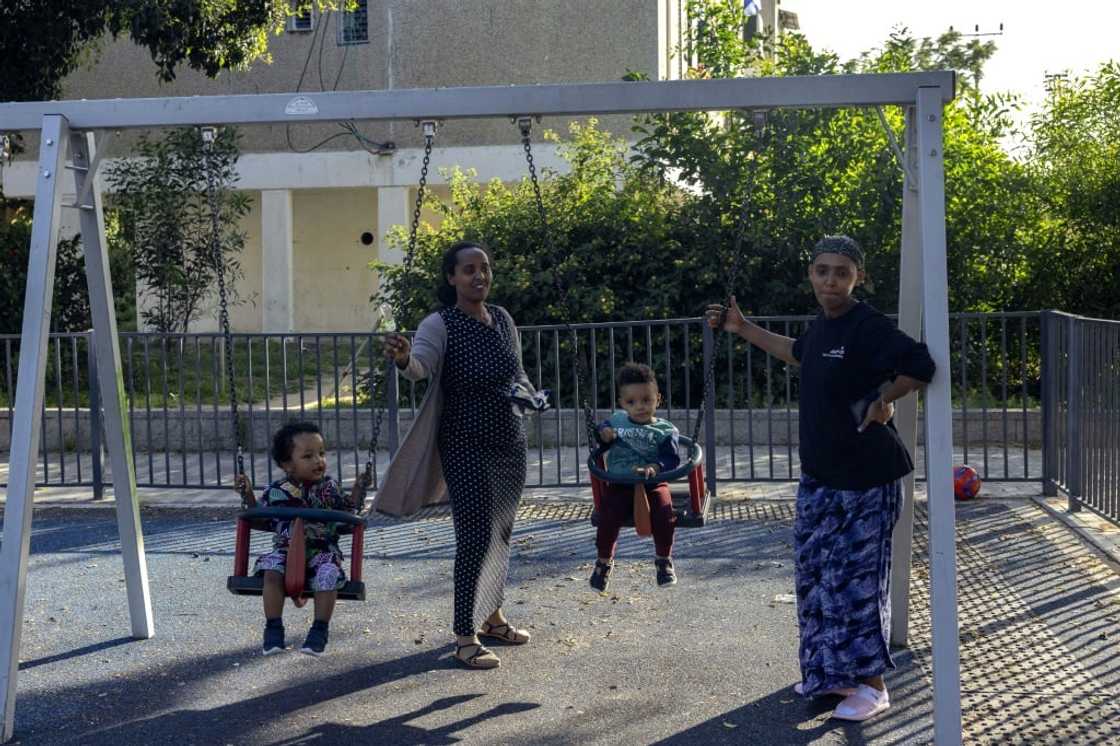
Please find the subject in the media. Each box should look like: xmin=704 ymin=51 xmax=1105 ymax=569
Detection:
xmin=437 ymin=304 xmax=527 ymax=637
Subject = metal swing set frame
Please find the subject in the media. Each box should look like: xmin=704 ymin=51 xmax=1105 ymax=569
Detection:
xmin=0 ymin=71 xmax=962 ymax=744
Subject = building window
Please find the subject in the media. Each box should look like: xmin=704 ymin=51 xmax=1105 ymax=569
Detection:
xmin=288 ymin=5 xmax=314 ymax=32
xmin=338 ymin=0 xmax=369 ymax=45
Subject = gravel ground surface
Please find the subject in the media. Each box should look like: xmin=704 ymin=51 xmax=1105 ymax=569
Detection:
xmin=3 ymin=494 xmax=1119 ymax=745
xmin=3 ymin=501 xmax=935 ymax=745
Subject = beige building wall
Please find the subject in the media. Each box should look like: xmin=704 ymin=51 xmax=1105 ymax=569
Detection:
xmin=194 ymin=187 xmax=381 ymax=332
xmin=9 ymin=1 xmax=691 ymax=333
xmin=230 ymin=193 xmax=265 ymax=332
xmin=57 ymin=1 xmax=686 ymax=152
xmin=291 ymin=188 xmax=380 ymax=330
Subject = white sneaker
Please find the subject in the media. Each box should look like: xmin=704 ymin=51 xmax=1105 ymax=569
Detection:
xmin=832 ymin=684 xmax=890 ymax=721
xmin=794 ymin=681 xmax=859 ymax=697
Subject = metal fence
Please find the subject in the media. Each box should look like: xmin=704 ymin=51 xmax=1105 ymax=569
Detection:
xmin=0 ymin=311 xmax=1049 ymax=496
xmin=1042 ymin=310 xmax=1120 ymax=524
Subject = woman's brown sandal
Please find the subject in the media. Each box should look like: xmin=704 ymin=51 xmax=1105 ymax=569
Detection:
xmin=454 ymin=642 xmax=500 ymax=669
xmin=479 ymin=621 xmax=531 ymax=645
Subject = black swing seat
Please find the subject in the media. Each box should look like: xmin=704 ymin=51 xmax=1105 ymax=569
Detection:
xmin=225 ymin=576 xmax=367 ymax=601
xmin=588 ymin=436 xmax=711 ymax=529
xmin=228 ymin=506 xmax=368 ymax=602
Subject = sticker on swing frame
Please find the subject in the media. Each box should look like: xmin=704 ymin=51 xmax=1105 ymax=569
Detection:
xmin=284 ymin=96 xmax=319 ymax=116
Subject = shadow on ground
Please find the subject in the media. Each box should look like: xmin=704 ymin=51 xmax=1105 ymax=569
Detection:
xmin=17 ymin=645 xmax=514 ymax=745
xmin=5 ymin=497 xmax=1120 ymax=744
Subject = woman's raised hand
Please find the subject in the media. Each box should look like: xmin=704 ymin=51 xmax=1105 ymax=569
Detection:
xmin=233 ymin=473 xmax=256 ymax=508
xmin=705 ymin=295 xmax=747 ymax=335
xmin=350 ymin=467 xmax=373 ymax=512
xmin=383 ymin=333 xmax=411 ymax=366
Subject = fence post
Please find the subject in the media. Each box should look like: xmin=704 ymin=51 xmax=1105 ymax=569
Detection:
xmin=702 ymin=321 xmax=717 ymax=497
xmin=1040 ymin=311 xmax=1058 ymax=497
xmin=1066 ymin=316 xmax=1082 ymax=512
xmin=87 ymin=331 xmax=104 ymax=501
xmin=385 ymin=356 xmax=400 ymax=457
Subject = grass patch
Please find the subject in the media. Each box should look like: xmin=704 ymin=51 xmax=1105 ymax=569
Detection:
xmin=0 ymin=335 xmax=389 ymax=409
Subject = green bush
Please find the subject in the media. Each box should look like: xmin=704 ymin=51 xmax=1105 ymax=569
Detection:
xmin=105 ymin=127 xmax=249 ymax=334
xmin=368 ymin=7 xmax=1106 ymax=405
xmin=0 ymin=204 xmax=134 ymax=333
xmin=373 ymin=17 xmax=1073 ymax=326
xmin=372 ymin=119 xmax=704 ymax=329
xmin=1024 ymin=62 xmax=1120 ymax=319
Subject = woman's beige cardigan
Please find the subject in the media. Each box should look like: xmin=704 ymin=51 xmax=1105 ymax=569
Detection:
xmin=372 ymin=306 xmax=536 ymax=517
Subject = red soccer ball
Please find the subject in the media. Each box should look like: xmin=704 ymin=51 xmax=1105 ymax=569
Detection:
xmin=953 ymin=465 xmax=982 ymax=501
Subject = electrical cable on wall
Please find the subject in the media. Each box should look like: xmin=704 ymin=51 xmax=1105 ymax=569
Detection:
xmin=285 ymin=7 xmax=395 ymax=155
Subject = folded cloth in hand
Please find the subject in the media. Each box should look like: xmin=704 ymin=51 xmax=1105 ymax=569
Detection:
xmin=511 ymin=385 xmax=551 ymax=413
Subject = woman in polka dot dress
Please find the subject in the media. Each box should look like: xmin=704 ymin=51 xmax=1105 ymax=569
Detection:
xmin=379 ymin=241 xmax=542 ymax=669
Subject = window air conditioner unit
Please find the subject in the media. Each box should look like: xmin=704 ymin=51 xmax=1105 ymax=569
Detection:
xmin=288 ymin=11 xmax=314 ymax=32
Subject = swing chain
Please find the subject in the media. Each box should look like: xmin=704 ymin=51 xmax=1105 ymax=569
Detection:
xmin=403 ymin=121 xmax=437 ymax=277
xmin=200 ymin=127 xmax=246 ymax=497
xmin=690 ymin=111 xmax=765 ymax=447
xmin=364 ymin=121 xmax=437 ymax=480
xmin=518 ymin=119 xmax=552 ymax=252
xmin=518 ymin=117 xmax=598 ymax=452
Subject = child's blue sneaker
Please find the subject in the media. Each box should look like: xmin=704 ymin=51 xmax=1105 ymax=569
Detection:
xmin=655 ymin=558 xmax=677 ymax=586
xmin=262 ymin=620 xmax=285 ymax=655
xmin=301 ymin=621 xmax=329 ymax=657
xmin=589 ymin=560 xmax=613 ymax=592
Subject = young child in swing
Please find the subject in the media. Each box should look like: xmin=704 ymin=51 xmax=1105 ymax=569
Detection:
xmin=233 ymin=421 xmax=371 ymax=657
xmin=590 ymin=362 xmax=681 ymax=591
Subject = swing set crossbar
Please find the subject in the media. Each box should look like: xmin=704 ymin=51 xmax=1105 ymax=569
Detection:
xmin=0 ymin=72 xmax=955 ymax=131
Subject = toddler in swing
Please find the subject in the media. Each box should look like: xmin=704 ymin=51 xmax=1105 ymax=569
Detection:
xmin=590 ymin=363 xmax=681 ymax=591
xmin=233 ymin=421 xmax=370 ymax=657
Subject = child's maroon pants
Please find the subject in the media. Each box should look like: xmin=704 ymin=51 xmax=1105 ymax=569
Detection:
xmin=595 ymin=481 xmax=676 ymax=558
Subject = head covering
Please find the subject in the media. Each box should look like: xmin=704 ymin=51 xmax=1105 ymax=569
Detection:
xmin=811 ymin=235 xmax=864 ymax=269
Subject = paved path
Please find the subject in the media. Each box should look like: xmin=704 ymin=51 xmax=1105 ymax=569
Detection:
xmin=2 ymin=495 xmax=1119 ymax=744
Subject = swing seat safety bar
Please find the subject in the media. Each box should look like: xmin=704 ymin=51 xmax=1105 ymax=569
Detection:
xmin=227 ymin=507 xmax=366 ymax=602
xmin=589 ymin=436 xmax=709 ymax=528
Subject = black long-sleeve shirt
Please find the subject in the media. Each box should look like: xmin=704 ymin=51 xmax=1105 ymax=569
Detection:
xmin=791 ymin=302 xmax=935 ymax=490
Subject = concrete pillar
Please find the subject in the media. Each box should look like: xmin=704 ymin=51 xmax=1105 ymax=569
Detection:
xmin=376 ymin=186 xmax=410 ymax=267
xmin=375 ymin=186 xmax=410 ymax=328
xmin=763 ymin=0 xmax=779 ymax=46
xmin=261 ymin=189 xmax=294 ymax=332
xmin=658 ymin=0 xmax=675 ymax=80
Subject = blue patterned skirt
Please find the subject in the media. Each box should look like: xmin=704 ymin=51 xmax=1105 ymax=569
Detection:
xmin=794 ymin=474 xmax=902 ymax=697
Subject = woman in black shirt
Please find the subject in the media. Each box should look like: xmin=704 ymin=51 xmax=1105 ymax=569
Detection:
xmin=706 ymin=235 xmax=934 ymax=722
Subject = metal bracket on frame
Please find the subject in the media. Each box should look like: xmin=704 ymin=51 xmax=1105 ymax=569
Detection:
xmin=415 ymin=119 xmax=439 ymax=142
xmin=64 ymin=129 xmax=114 ymax=211
xmin=750 ymin=108 xmax=767 ymax=134
xmin=514 ymin=115 xmax=541 ymax=139
xmin=875 ymin=106 xmax=917 ymax=189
